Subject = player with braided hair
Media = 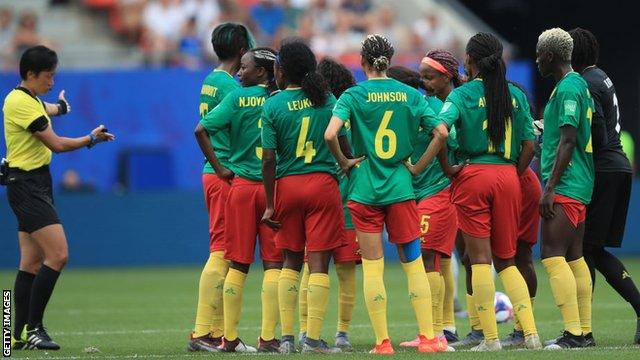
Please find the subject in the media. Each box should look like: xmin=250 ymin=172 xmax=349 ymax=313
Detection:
xmin=438 ymin=33 xmax=541 ymax=351
xmin=325 ymin=34 xmax=449 ymax=354
xmin=261 ymin=39 xmax=344 ymax=354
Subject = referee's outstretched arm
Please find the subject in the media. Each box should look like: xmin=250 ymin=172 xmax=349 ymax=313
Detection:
xmin=34 ymin=124 xmax=114 ymax=153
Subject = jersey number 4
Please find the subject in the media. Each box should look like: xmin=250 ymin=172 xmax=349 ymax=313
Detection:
xmin=296 ymin=116 xmax=317 ymax=163
xmin=375 ymin=111 xmax=397 ymax=159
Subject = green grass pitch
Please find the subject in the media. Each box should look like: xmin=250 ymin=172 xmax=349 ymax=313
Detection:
xmin=1 ymin=259 xmax=639 ymax=359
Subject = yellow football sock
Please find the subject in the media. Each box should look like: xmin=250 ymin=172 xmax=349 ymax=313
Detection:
xmin=514 ymin=297 xmax=535 ymax=332
xmin=438 ymin=275 xmax=446 ymax=334
xmin=194 ymin=251 xmax=229 ymax=338
xmin=278 ymin=268 xmax=300 ymax=337
xmin=466 ymin=294 xmax=481 ymax=331
xmin=336 ymin=262 xmax=356 ymax=333
xmin=472 ymin=264 xmax=497 ymax=341
xmin=363 ymin=258 xmax=389 ymax=345
xmin=307 ymin=273 xmax=330 ymax=340
xmin=441 ymin=258 xmax=456 ymax=331
xmin=498 ymin=266 xmax=537 ymax=336
xmin=298 ymin=263 xmax=309 ymax=334
xmin=569 ymin=257 xmax=592 ymax=334
xmin=542 ymin=257 xmax=582 ymax=336
xmin=426 ymin=271 xmax=442 ymax=335
xmin=261 ymin=269 xmax=281 ymax=341
xmin=403 ymin=257 xmax=434 ymax=339
xmin=222 ymin=268 xmax=247 ymax=341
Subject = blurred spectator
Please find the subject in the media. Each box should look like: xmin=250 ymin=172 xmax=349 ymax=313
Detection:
xmin=250 ymin=0 xmax=285 ymax=45
xmin=177 ymin=16 xmax=203 ymax=68
xmin=412 ymin=11 xmax=455 ymax=53
xmin=308 ymin=0 xmax=335 ymax=35
xmin=182 ymin=0 xmax=219 ymax=38
xmin=141 ymin=0 xmax=186 ymax=66
xmin=0 ymin=7 xmax=13 ymax=69
xmin=282 ymin=0 xmax=305 ymax=31
xmin=113 ymin=0 xmax=147 ymax=43
xmin=60 ymin=169 xmax=96 ymax=193
xmin=369 ymin=6 xmax=410 ymax=54
xmin=341 ymin=0 xmax=371 ymax=33
xmin=11 ymin=11 xmax=54 ymax=60
xmin=313 ymin=11 xmax=360 ymax=63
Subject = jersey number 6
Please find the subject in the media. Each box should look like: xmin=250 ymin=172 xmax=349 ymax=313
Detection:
xmin=375 ymin=110 xmax=397 ymax=159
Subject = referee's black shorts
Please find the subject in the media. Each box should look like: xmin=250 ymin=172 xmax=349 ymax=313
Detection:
xmin=6 ymin=165 xmax=61 ymax=233
xmin=584 ymin=171 xmax=632 ymax=248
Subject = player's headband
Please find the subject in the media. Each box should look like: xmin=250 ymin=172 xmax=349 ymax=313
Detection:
xmin=421 ymin=57 xmax=450 ymax=76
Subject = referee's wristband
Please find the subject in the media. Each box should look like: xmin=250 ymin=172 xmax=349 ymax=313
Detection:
xmin=87 ymin=134 xmax=98 ymax=149
xmin=57 ymin=100 xmax=68 ymax=115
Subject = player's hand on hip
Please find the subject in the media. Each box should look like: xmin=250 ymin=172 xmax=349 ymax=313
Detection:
xmin=91 ymin=125 xmax=115 ymax=142
xmin=539 ymin=188 xmax=556 ymax=219
xmin=216 ymin=167 xmax=234 ymax=183
xmin=261 ymin=207 xmax=281 ymax=229
xmin=403 ymin=158 xmax=422 ymax=177
xmin=338 ymin=156 xmax=365 ymax=178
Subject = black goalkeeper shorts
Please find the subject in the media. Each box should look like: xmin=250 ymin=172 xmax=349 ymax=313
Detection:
xmin=583 ymin=171 xmax=632 ymax=248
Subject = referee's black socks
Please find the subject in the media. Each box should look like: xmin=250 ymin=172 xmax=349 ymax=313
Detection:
xmin=27 ymin=265 xmax=61 ymax=329
xmin=14 ymin=270 xmax=36 ymax=339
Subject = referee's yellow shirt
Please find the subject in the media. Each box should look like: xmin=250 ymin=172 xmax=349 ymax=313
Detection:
xmin=3 ymin=88 xmax=52 ymax=171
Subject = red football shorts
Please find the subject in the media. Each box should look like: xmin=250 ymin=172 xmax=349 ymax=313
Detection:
xmin=418 ymin=187 xmax=457 ymax=256
xmin=333 ymin=229 xmax=361 ymax=263
xmin=202 ymin=173 xmax=231 ymax=252
xmin=554 ymin=194 xmax=587 ymax=228
xmin=348 ymin=200 xmax=420 ymax=244
xmin=518 ymin=167 xmax=542 ymax=246
xmin=274 ymin=173 xmax=344 ymax=253
xmin=450 ymin=164 xmax=521 ymax=259
xmin=224 ymin=177 xmax=281 ymax=264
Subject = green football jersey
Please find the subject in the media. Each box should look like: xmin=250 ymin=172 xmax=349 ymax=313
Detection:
xmin=439 ymin=79 xmax=535 ymax=165
xmin=199 ymin=69 xmax=239 ymax=174
xmin=541 ymin=72 xmax=595 ymax=204
xmin=200 ymin=85 xmax=268 ymax=182
xmin=332 ymin=78 xmax=440 ymax=206
xmin=261 ymin=88 xmax=338 ymax=178
xmin=411 ymin=96 xmax=460 ymax=201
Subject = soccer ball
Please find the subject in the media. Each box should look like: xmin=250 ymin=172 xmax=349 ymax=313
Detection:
xmin=494 ymin=291 xmax=514 ymax=324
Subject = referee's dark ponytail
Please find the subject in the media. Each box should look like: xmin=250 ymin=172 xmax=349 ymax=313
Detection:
xmin=466 ymin=32 xmax=512 ymax=149
xmin=278 ymin=40 xmax=328 ymax=107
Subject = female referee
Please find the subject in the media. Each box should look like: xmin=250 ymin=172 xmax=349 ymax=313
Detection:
xmin=437 ymin=32 xmax=540 ymax=351
xmin=5 ymin=45 xmax=114 ymax=350
xmin=260 ymin=40 xmax=344 ymax=354
xmin=298 ymin=57 xmax=360 ymax=352
xmin=325 ymin=34 xmax=449 ymax=354
xmin=536 ymin=28 xmax=595 ymax=349
xmin=195 ymin=47 xmax=280 ymax=353
xmin=189 ymin=22 xmax=254 ymax=352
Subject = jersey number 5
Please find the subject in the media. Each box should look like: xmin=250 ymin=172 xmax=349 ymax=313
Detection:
xmin=585 ymin=107 xmax=593 ymax=153
xmin=375 ymin=110 xmax=397 ymax=159
xmin=296 ymin=116 xmax=317 ymax=163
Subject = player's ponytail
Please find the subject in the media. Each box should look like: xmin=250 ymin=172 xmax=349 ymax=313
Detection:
xmin=278 ymin=40 xmax=328 ymax=107
xmin=466 ymin=32 xmax=512 ymax=149
xmin=361 ymin=34 xmax=394 ymax=73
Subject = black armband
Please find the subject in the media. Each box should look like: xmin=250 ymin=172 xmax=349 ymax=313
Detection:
xmin=27 ymin=116 xmax=49 ymax=133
